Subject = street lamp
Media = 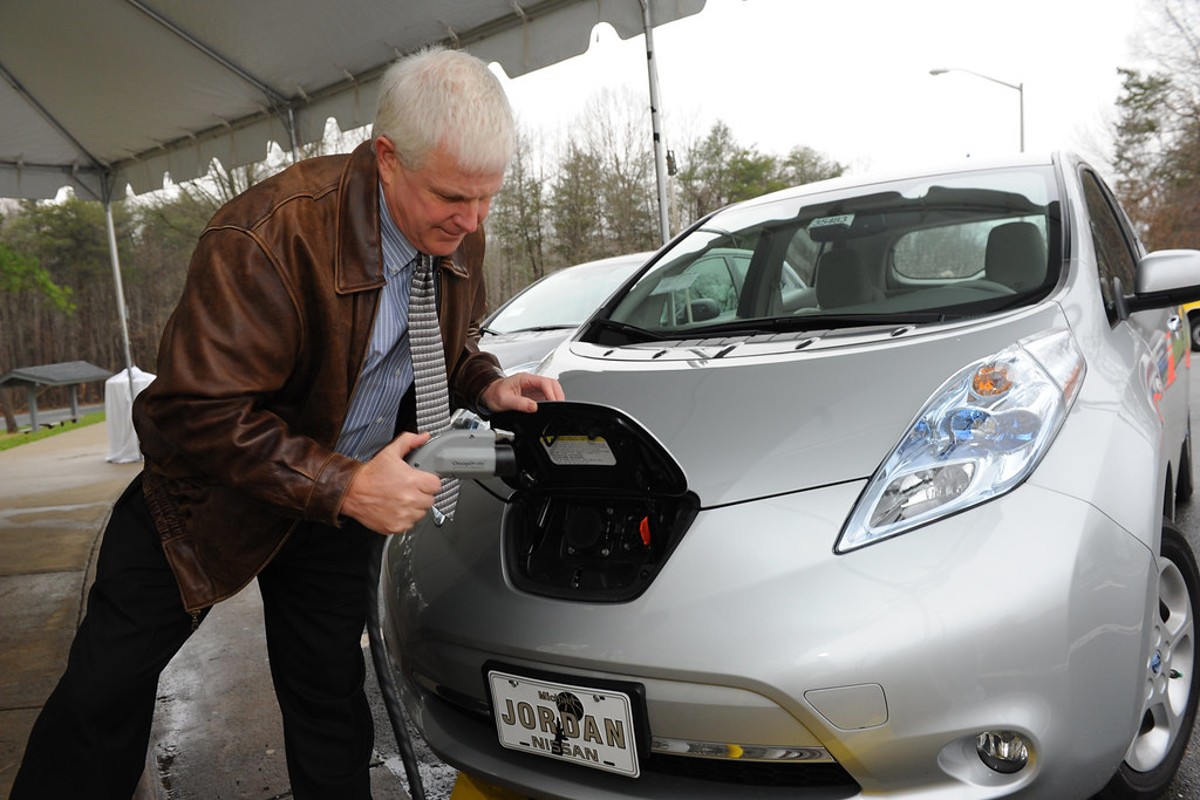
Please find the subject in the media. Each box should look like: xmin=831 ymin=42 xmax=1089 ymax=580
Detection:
xmin=930 ymin=67 xmax=1024 ymax=153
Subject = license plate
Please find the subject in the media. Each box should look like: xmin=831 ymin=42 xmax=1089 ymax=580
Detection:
xmin=487 ymin=669 xmax=640 ymax=777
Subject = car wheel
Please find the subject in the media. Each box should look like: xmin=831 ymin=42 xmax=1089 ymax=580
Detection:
xmin=1190 ymin=315 xmax=1200 ymax=352
xmin=1095 ymin=520 xmax=1200 ymax=799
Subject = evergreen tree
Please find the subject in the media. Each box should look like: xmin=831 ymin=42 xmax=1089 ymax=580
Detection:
xmin=548 ymin=142 xmax=606 ymax=266
xmin=1111 ymin=0 xmax=1200 ymax=249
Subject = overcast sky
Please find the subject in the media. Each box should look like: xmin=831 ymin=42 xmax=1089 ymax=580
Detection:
xmin=494 ymin=0 xmax=1153 ymax=176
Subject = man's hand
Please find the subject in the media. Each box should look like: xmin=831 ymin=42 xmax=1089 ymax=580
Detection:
xmin=340 ymin=432 xmax=443 ymax=535
xmin=481 ymin=372 xmax=565 ymax=413
xmin=341 ymin=374 xmax=562 ymax=534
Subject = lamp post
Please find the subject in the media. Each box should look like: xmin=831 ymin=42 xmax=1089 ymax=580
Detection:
xmin=930 ymin=67 xmax=1024 ymax=153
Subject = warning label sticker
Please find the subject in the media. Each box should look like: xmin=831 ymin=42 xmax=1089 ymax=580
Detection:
xmin=540 ymin=435 xmax=617 ymax=467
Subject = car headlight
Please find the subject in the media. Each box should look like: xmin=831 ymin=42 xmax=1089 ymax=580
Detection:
xmin=836 ymin=328 xmax=1085 ymax=552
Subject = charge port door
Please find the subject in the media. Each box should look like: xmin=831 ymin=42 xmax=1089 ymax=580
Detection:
xmin=491 ymin=402 xmax=697 ymax=602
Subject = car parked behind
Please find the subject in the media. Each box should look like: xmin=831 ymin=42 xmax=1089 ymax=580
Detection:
xmin=480 ymin=252 xmax=651 ymax=374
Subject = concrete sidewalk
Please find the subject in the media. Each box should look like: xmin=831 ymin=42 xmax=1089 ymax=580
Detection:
xmin=0 ymin=422 xmax=140 ymax=796
xmin=0 ymin=422 xmax=411 ymax=799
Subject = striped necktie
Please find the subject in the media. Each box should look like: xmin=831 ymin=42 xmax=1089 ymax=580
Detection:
xmin=409 ymin=253 xmax=459 ymax=523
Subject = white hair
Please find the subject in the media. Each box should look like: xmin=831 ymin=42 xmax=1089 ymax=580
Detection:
xmin=372 ymin=47 xmax=515 ymax=175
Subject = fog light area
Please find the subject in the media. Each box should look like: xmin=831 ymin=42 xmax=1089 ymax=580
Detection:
xmin=976 ymin=730 xmax=1029 ymax=774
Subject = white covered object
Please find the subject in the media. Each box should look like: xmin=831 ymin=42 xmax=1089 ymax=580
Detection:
xmin=105 ymin=367 xmax=155 ymax=463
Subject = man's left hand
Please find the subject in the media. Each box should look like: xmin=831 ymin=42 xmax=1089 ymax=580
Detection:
xmin=481 ymin=372 xmax=565 ymax=414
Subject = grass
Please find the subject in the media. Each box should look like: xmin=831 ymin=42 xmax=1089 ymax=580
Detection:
xmin=0 ymin=411 xmax=106 ymax=452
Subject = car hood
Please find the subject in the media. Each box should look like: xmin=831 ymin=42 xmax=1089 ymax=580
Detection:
xmin=480 ymin=329 xmax=573 ymax=373
xmin=540 ymin=305 xmax=1065 ymax=507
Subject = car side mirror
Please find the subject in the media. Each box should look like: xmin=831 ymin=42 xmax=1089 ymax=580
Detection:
xmin=1124 ymin=249 xmax=1200 ymax=314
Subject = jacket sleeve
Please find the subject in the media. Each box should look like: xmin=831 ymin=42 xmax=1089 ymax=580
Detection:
xmin=134 ymin=225 xmax=363 ymax=526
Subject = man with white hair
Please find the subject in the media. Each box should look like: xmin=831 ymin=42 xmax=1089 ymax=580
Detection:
xmin=13 ymin=47 xmax=561 ymax=799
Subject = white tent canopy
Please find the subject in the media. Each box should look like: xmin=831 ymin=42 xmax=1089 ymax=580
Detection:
xmin=0 ymin=0 xmax=705 ymax=203
xmin=1 ymin=0 xmax=705 ymax=389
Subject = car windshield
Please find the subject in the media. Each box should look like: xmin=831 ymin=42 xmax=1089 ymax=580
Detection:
xmin=585 ymin=165 xmax=1061 ymax=344
xmin=486 ymin=257 xmax=643 ymax=334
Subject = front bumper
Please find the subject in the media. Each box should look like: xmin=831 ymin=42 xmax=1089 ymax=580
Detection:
xmin=382 ymin=478 xmax=1156 ymax=799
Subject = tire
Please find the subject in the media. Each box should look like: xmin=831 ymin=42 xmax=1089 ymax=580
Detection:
xmin=1190 ymin=315 xmax=1200 ymax=352
xmin=1095 ymin=520 xmax=1200 ymax=799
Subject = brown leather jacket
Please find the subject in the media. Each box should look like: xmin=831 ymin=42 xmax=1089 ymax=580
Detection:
xmin=133 ymin=140 xmax=503 ymax=613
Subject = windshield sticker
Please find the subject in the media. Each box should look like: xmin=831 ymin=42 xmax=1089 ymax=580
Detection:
xmin=540 ymin=435 xmax=617 ymax=466
xmin=809 ymin=214 xmax=854 ymax=230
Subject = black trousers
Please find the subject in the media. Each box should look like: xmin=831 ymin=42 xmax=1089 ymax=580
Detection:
xmin=11 ymin=474 xmax=378 ymax=800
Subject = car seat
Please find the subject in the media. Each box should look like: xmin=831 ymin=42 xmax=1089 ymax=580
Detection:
xmin=985 ymin=221 xmax=1046 ymax=292
xmin=815 ymin=250 xmax=884 ymax=308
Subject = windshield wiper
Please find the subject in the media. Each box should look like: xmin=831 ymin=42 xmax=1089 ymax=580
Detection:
xmin=483 ymin=323 xmax=579 ymax=336
xmin=495 ymin=324 xmax=578 ymax=335
xmin=586 ymin=318 xmax=668 ymax=345
xmin=588 ymin=311 xmax=951 ymax=347
xmin=684 ymin=312 xmax=946 ymax=337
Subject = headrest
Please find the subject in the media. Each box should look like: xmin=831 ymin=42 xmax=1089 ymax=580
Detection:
xmin=985 ymin=221 xmax=1046 ymax=291
xmin=815 ymin=250 xmax=881 ymax=308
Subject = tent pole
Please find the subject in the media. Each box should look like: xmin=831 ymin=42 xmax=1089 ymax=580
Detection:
xmin=287 ymin=107 xmax=301 ymax=163
xmin=102 ymin=179 xmax=137 ymax=402
xmin=640 ymin=0 xmax=671 ymax=246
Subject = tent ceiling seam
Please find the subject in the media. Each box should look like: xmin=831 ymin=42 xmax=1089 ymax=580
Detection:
xmin=123 ymin=0 xmax=301 ymax=152
xmin=123 ymin=0 xmax=289 ymax=108
xmin=0 ymin=59 xmax=108 ymax=173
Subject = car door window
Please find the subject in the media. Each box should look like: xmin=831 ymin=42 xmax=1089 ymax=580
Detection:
xmin=689 ymin=256 xmax=738 ymax=311
xmin=1081 ymin=169 xmax=1138 ymax=322
xmin=657 ymin=255 xmax=739 ymax=324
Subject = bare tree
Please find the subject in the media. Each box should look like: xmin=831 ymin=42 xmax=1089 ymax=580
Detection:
xmin=486 ymin=129 xmax=548 ymax=308
xmin=0 ymin=237 xmax=75 ymax=431
xmin=577 ymin=87 xmax=659 ymax=255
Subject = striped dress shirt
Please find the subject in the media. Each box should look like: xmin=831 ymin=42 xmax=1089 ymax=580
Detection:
xmin=334 ymin=185 xmax=418 ymax=461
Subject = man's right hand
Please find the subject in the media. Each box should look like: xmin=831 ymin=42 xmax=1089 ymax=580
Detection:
xmin=340 ymin=432 xmax=444 ymax=535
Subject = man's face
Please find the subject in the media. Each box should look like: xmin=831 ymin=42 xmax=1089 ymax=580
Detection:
xmin=375 ymin=135 xmax=505 ymax=257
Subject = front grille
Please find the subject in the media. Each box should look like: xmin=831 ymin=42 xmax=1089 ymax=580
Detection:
xmin=645 ymin=752 xmax=860 ymax=790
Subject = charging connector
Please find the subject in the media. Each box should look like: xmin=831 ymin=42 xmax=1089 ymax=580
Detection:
xmin=404 ymin=428 xmax=517 ymax=479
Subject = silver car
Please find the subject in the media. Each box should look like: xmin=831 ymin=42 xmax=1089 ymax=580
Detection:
xmin=480 ymin=252 xmax=651 ymax=374
xmin=381 ymin=153 xmax=1200 ymax=799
